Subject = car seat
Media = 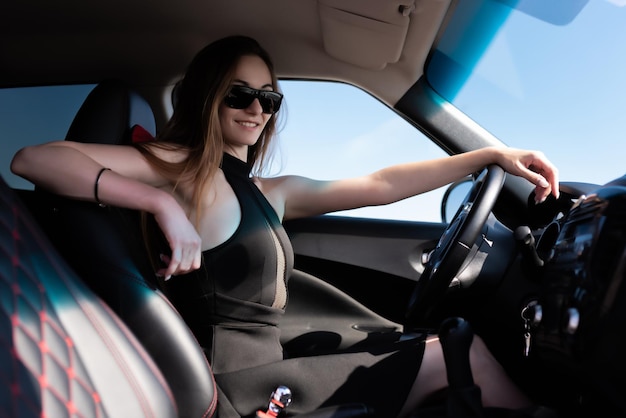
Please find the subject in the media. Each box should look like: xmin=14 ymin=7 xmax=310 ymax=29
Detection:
xmin=12 ymin=80 xmax=372 ymax=418
xmin=15 ymin=79 xmax=218 ymax=418
xmin=0 ymin=175 xmax=180 ymax=417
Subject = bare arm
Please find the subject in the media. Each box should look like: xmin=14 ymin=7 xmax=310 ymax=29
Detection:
xmin=273 ymin=147 xmax=559 ymax=220
xmin=11 ymin=140 xmax=167 ymax=196
xmin=11 ymin=141 xmax=201 ymax=278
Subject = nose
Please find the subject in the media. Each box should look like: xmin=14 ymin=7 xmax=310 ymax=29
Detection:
xmin=246 ymin=98 xmax=263 ymax=114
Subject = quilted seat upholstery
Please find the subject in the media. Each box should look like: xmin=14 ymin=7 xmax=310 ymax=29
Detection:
xmin=0 ymin=175 xmax=176 ymax=418
xmin=16 ymin=80 xmax=218 ymax=418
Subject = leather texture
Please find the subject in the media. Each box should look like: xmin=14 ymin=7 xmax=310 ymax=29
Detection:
xmin=19 ymin=191 xmax=218 ymax=418
xmin=24 ymin=80 xmax=218 ymax=418
xmin=0 ymin=175 xmax=176 ymax=418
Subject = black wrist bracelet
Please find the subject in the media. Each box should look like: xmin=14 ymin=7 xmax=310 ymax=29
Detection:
xmin=94 ymin=167 xmax=111 ymax=207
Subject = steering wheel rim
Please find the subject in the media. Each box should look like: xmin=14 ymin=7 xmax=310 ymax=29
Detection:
xmin=404 ymin=164 xmax=506 ymax=328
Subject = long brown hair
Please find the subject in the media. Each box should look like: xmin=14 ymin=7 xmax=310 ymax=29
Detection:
xmin=134 ymin=35 xmax=281 ymax=222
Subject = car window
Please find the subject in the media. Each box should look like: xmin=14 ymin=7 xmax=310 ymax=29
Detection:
xmin=0 ymin=85 xmax=94 ymax=190
xmin=426 ymin=0 xmax=626 ymax=186
xmin=274 ymin=80 xmax=448 ymax=222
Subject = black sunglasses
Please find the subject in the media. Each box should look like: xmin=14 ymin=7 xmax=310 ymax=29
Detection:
xmin=224 ymin=85 xmax=283 ymax=114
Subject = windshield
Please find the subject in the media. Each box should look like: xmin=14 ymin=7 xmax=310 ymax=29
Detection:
xmin=426 ymin=0 xmax=625 ymax=185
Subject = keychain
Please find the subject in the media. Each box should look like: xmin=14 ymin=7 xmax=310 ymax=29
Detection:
xmin=520 ymin=301 xmax=543 ymax=357
xmin=256 ymin=386 xmax=293 ymax=418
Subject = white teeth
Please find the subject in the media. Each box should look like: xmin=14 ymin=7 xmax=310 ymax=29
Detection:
xmin=238 ymin=121 xmax=258 ymax=128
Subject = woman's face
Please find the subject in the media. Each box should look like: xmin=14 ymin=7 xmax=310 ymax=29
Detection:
xmin=220 ymin=54 xmax=274 ymax=159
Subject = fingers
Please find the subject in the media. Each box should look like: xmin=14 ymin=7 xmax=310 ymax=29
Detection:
xmin=546 ymin=165 xmax=560 ymax=200
xmin=157 ymin=240 xmax=202 ymax=281
xmin=519 ymin=151 xmax=560 ymax=204
xmin=532 ymin=174 xmax=551 ymax=204
xmin=519 ymin=164 xmax=549 ymax=204
xmin=152 ymin=204 xmax=202 ymax=280
xmin=529 ymin=155 xmax=559 ymax=202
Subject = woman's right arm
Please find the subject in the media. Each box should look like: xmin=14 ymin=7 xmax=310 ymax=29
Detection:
xmin=11 ymin=141 xmax=202 ymax=278
xmin=11 ymin=140 xmax=166 ymax=202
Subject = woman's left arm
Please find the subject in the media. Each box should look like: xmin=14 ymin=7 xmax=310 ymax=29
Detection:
xmin=272 ymin=146 xmax=559 ymax=221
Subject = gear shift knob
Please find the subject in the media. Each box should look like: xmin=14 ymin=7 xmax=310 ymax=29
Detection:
xmin=439 ymin=317 xmax=484 ymax=417
xmin=439 ymin=317 xmax=475 ymax=389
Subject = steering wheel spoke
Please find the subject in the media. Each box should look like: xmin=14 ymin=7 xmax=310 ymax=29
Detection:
xmin=404 ymin=165 xmax=505 ymax=328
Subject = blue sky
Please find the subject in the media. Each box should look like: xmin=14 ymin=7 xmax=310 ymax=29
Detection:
xmin=449 ymin=0 xmax=626 ymax=185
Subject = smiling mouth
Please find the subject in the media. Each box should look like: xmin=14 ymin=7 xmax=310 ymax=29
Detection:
xmin=237 ymin=121 xmax=259 ymax=128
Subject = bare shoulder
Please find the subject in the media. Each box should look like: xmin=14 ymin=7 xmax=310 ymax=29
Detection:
xmin=254 ymin=175 xmax=307 ymax=220
xmin=255 ymin=174 xmax=323 ymax=220
xmin=256 ymin=174 xmax=311 ymax=197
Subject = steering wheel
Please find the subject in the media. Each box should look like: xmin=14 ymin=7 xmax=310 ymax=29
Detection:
xmin=405 ymin=164 xmax=506 ymax=328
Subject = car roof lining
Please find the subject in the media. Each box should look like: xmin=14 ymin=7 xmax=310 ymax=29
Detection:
xmin=0 ymin=0 xmax=452 ymax=115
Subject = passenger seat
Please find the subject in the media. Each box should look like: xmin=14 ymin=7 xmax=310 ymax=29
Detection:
xmin=0 ymin=176 xmax=178 ymax=417
xmin=15 ymin=80 xmax=218 ymax=417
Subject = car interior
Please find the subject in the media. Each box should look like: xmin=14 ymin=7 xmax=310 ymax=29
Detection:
xmin=2 ymin=0 xmax=626 ymax=417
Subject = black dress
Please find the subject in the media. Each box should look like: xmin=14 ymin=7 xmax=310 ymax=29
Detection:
xmin=165 ymin=153 xmax=425 ymax=417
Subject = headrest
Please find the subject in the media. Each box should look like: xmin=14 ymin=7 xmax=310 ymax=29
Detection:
xmin=65 ymin=79 xmax=156 ymax=144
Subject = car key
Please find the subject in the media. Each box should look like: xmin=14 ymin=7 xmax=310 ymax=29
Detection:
xmin=521 ymin=305 xmax=532 ymax=357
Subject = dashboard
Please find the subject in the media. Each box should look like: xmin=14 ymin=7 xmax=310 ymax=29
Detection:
xmin=528 ymin=176 xmax=626 ymax=413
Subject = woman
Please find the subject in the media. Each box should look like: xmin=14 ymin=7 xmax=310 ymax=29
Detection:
xmin=11 ymin=36 xmax=559 ymax=417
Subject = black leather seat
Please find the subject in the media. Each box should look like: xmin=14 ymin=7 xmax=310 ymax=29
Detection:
xmin=1 ymin=175 xmax=179 ymax=417
xmin=12 ymin=80 xmax=372 ymax=417
xmin=17 ymin=79 xmax=218 ymax=418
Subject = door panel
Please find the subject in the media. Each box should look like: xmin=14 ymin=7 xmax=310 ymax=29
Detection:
xmin=284 ymin=215 xmax=446 ymax=324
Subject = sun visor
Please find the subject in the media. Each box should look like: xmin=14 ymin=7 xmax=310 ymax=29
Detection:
xmin=318 ymin=0 xmax=415 ymax=70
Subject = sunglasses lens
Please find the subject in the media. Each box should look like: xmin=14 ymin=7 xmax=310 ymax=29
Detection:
xmin=259 ymin=91 xmax=282 ymax=114
xmin=225 ymin=86 xmax=282 ymax=114
xmin=224 ymin=87 xmax=254 ymax=109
